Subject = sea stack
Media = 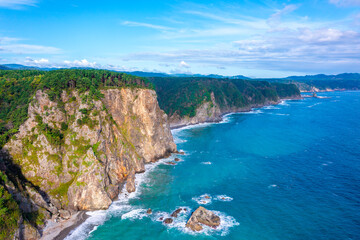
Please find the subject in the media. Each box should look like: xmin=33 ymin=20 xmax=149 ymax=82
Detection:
xmin=186 ymin=206 xmax=220 ymax=231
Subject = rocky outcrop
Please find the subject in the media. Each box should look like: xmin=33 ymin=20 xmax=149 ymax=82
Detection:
xmin=1 ymin=88 xmax=176 ymax=238
xmin=169 ymin=92 xmax=222 ymax=128
xmin=186 ymin=206 xmax=220 ymax=232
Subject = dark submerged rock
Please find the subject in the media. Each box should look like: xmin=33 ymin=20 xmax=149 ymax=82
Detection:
xmin=171 ymin=208 xmax=182 ymax=218
xmin=163 ymin=218 xmax=173 ymax=224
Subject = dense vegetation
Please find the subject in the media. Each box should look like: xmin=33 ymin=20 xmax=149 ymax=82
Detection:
xmin=0 ymin=172 xmax=21 ymax=239
xmin=150 ymin=77 xmax=300 ymax=117
xmin=0 ymin=69 xmax=152 ymax=148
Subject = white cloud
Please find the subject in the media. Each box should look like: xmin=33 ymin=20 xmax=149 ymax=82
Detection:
xmin=25 ymin=57 xmax=49 ymax=64
xmin=0 ymin=37 xmax=21 ymax=43
xmin=63 ymin=59 xmax=98 ymax=68
xmin=179 ymin=60 xmax=190 ymax=68
xmin=123 ymin=25 xmax=360 ymax=74
xmin=268 ymin=4 xmax=299 ymax=28
xmin=329 ymin=0 xmax=360 ymax=6
xmin=0 ymin=36 xmax=61 ymax=54
xmin=1 ymin=44 xmax=60 ymax=54
xmin=122 ymin=21 xmax=172 ymax=31
xmin=0 ymin=0 xmax=37 ymax=9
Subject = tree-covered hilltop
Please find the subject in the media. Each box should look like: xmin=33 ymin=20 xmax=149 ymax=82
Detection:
xmin=0 ymin=69 xmax=153 ymax=148
xmin=150 ymin=77 xmax=300 ymax=118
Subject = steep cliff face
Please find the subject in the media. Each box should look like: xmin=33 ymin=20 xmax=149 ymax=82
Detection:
xmin=1 ymin=88 xmax=176 ymax=238
xmin=169 ymin=92 xmax=222 ymax=128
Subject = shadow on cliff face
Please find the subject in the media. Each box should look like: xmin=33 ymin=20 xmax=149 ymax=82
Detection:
xmin=0 ymin=149 xmax=51 ymax=237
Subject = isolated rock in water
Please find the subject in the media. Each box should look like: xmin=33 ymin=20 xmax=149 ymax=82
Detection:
xmin=171 ymin=208 xmax=182 ymax=218
xmin=147 ymin=208 xmax=152 ymax=214
xmin=178 ymin=151 xmax=185 ymax=155
xmin=166 ymin=161 xmax=176 ymax=165
xmin=186 ymin=206 xmax=221 ymax=231
xmin=204 ymin=195 xmax=210 ymax=199
xmin=174 ymin=158 xmax=181 ymax=162
xmin=163 ymin=218 xmax=173 ymax=224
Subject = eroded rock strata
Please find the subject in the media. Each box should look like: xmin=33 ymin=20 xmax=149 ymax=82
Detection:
xmin=1 ymin=88 xmax=176 ymax=238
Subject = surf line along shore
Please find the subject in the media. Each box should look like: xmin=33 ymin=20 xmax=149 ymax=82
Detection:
xmin=44 ymin=98 xmax=300 ymax=240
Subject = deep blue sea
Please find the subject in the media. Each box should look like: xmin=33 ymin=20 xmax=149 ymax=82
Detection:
xmin=67 ymin=91 xmax=360 ymax=240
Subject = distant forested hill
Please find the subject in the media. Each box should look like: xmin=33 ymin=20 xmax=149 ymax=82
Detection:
xmin=150 ymin=77 xmax=300 ymax=118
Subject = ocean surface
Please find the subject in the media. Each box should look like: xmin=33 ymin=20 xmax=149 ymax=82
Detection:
xmin=66 ymin=91 xmax=360 ymax=240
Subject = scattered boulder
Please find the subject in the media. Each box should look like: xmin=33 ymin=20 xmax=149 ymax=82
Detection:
xmin=174 ymin=158 xmax=181 ymax=162
xmin=178 ymin=151 xmax=185 ymax=155
xmin=166 ymin=161 xmax=176 ymax=165
xmin=204 ymin=195 xmax=210 ymax=199
xmin=147 ymin=208 xmax=152 ymax=214
xmin=159 ymin=217 xmax=164 ymax=221
xmin=171 ymin=208 xmax=182 ymax=218
xmin=186 ymin=206 xmax=220 ymax=232
xmin=59 ymin=209 xmax=71 ymax=220
xmin=163 ymin=218 xmax=173 ymax=224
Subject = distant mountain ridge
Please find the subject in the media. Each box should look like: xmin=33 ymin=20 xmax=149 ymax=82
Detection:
xmin=0 ymin=63 xmax=359 ymax=82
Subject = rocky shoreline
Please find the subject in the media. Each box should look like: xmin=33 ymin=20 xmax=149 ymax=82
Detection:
xmin=13 ymin=92 xmax=300 ymax=239
xmin=170 ymin=96 xmax=301 ymax=130
xmin=54 ymin=97 xmax=301 ymax=239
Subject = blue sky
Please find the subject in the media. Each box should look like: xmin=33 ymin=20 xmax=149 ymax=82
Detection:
xmin=0 ymin=0 xmax=359 ymax=77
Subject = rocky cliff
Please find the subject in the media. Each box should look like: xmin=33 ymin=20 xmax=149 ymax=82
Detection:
xmin=150 ymin=77 xmax=302 ymax=129
xmin=168 ymin=91 xmax=301 ymax=129
xmin=0 ymin=88 xmax=176 ymax=239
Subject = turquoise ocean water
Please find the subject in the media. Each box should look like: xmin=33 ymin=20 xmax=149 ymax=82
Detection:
xmin=66 ymin=91 xmax=360 ymax=240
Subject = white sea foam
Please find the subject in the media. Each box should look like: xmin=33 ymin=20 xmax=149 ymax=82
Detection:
xmin=156 ymin=206 xmax=239 ymax=237
xmin=192 ymin=194 xmax=212 ymax=205
xmin=241 ymin=109 xmax=263 ymax=114
xmin=274 ymin=113 xmax=290 ymax=116
xmin=307 ymin=102 xmax=322 ymax=108
xmin=214 ymin=195 xmax=233 ymax=202
xmin=279 ymin=100 xmax=289 ymax=106
xmin=64 ymin=210 xmax=108 ymax=240
xmin=264 ymin=105 xmax=280 ymax=110
xmin=121 ymin=209 xmax=148 ymax=220
xmin=268 ymin=184 xmax=278 ymax=188
xmin=201 ymin=161 xmax=212 ymax=165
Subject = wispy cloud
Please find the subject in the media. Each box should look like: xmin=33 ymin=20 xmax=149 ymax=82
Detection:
xmin=184 ymin=10 xmax=267 ymax=29
xmin=123 ymin=25 xmax=360 ymax=73
xmin=0 ymin=0 xmax=37 ymax=9
xmin=329 ymin=0 xmax=360 ymax=7
xmin=122 ymin=21 xmax=173 ymax=31
xmin=268 ymin=4 xmax=299 ymax=28
xmin=0 ymin=36 xmax=61 ymax=54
